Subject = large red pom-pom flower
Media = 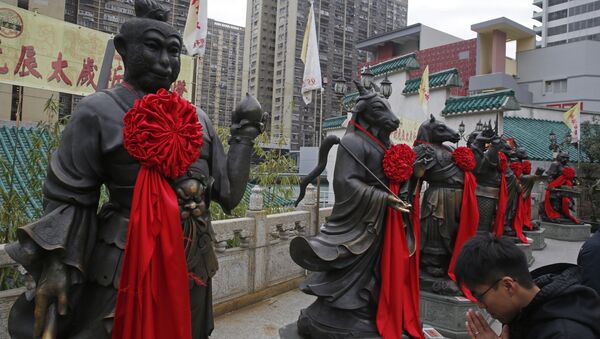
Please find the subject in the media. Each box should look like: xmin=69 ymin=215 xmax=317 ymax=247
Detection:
xmin=562 ymin=167 xmax=576 ymax=180
xmin=510 ymin=161 xmax=523 ymax=178
xmin=383 ymin=144 xmax=416 ymax=183
xmin=452 ymin=147 xmax=476 ymax=172
xmin=498 ymin=152 xmax=508 ymax=173
xmin=522 ymin=160 xmax=532 ymax=175
xmin=123 ymin=89 xmax=203 ymax=179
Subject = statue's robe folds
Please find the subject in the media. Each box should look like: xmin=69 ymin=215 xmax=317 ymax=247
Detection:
xmin=290 ymin=128 xmax=389 ymax=334
xmin=6 ymin=84 xmax=232 ymax=339
xmin=413 ymin=143 xmax=464 ymax=280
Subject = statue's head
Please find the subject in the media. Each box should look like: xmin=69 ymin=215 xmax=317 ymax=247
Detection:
xmin=558 ymin=151 xmax=570 ymax=165
xmin=114 ymin=0 xmax=182 ymax=94
xmin=516 ymin=147 xmax=528 ymax=161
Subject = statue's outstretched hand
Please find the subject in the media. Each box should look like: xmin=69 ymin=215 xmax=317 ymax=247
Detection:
xmin=387 ymin=194 xmax=412 ymax=213
xmin=175 ymin=178 xmax=207 ymax=221
xmin=34 ymin=255 xmax=69 ymax=338
xmin=231 ymin=94 xmax=267 ymax=140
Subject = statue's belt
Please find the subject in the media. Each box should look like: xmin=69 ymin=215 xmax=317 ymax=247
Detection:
xmin=475 ymin=186 xmax=499 ymax=199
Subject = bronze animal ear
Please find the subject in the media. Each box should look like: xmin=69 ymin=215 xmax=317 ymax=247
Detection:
xmin=354 ymin=80 xmax=368 ymax=96
xmin=429 ymin=114 xmax=436 ymax=123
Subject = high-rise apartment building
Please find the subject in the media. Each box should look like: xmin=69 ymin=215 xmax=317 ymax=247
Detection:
xmin=64 ymin=0 xmax=189 ymax=35
xmin=196 ymin=19 xmax=245 ymax=128
xmin=534 ymin=0 xmax=600 ymax=47
xmin=243 ymin=0 xmax=408 ymax=150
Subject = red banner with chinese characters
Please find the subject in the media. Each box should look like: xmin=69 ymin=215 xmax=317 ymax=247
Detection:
xmin=0 ymin=4 xmax=193 ymax=100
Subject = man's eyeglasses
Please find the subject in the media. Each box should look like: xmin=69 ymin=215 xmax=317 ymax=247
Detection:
xmin=472 ymin=278 xmax=502 ymax=302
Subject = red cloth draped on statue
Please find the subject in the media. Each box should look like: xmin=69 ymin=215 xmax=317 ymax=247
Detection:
xmin=521 ymin=161 xmax=533 ymax=230
xmin=377 ymin=144 xmax=424 ymax=339
xmin=447 ymin=148 xmax=479 ymax=298
xmin=544 ymin=167 xmax=580 ymax=224
xmin=494 ymin=152 xmax=509 ymax=238
xmin=113 ymin=89 xmax=204 ymax=339
xmin=510 ymin=162 xmax=528 ymax=243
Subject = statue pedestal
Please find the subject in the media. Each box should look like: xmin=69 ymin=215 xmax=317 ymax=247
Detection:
xmin=516 ymin=242 xmax=534 ymax=267
xmin=420 ymin=291 xmax=490 ymax=339
xmin=540 ymin=220 xmax=591 ymax=241
xmin=523 ymin=227 xmax=546 ymax=250
xmin=279 ymin=318 xmax=446 ymax=338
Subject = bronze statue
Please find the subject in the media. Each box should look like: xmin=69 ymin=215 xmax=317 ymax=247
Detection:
xmin=289 ymin=82 xmax=421 ymax=338
xmin=540 ymin=151 xmax=581 ymax=224
xmin=470 ymin=129 xmax=504 ymax=233
xmin=411 ymin=116 xmax=467 ymax=295
xmin=5 ymin=1 xmax=264 ymax=338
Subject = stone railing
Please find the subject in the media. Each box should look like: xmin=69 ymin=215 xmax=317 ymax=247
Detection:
xmin=0 ymin=184 xmax=331 ymax=337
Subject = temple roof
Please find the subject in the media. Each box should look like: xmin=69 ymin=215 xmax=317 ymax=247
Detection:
xmin=442 ymin=89 xmax=520 ymax=116
xmin=403 ymin=68 xmax=462 ymax=95
xmin=368 ymin=53 xmax=420 ymax=76
xmin=504 ymin=116 xmax=587 ymax=162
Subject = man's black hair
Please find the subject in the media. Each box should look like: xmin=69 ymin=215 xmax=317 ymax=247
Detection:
xmin=455 ymin=233 xmax=535 ymax=289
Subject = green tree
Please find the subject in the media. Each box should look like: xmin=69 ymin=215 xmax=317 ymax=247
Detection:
xmin=209 ymin=127 xmax=299 ymax=220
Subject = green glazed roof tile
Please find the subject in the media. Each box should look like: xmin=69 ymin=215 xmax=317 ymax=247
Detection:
xmin=504 ymin=117 xmax=589 ymax=162
xmin=323 ymin=115 xmax=347 ymax=130
xmin=369 ymin=53 xmax=420 ymax=76
xmin=403 ymin=68 xmax=462 ymax=95
xmin=442 ymin=89 xmax=520 ymax=115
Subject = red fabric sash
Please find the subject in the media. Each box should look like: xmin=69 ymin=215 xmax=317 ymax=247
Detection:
xmin=511 ymin=190 xmax=528 ymax=243
xmin=377 ymin=182 xmax=424 ymax=339
xmin=448 ymin=171 xmax=479 ymax=282
xmin=494 ymin=153 xmax=508 ymax=238
xmin=112 ymin=168 xmax=192 ymax=339
xmin=522 ymin=194 xmax=533 ymax=230
xmin=544 ymin=173 xmax=580 ymax=224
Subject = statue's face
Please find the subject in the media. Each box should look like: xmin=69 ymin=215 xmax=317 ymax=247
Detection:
xmin=560 ymin=155 xmax=569 ymax=165
xmin=124 ymin=28 xmax=181 ymax=93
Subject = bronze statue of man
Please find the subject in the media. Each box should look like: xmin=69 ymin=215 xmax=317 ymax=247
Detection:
xmin=6 ymin=1 xmax=263 ymax=338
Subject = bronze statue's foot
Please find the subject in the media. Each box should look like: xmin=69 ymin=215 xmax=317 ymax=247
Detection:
xmin=296 ymin=300 xmax=380 ymax=338
xmin=420 ymin=273 xmax=462 ymax=296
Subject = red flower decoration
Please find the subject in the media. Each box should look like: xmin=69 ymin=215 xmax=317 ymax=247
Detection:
xmin=522 ymin=160 xmax=532 ymax=175
xmin=383 ymin=144 xmax=416 ymax=183
xmin=510 ymin=161 xmax=523 ymax=178
xmin=452 ymin=147 xmax=476 ymax=172
xmin=498 ymin=152 xmax=508 ymax=173
xmin=562 ymin=167 xmax=576 ymax=180
xmin=123 ymin=89 xmax=203 ymax=179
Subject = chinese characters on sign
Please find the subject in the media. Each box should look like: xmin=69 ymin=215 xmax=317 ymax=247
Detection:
xmin=0 ymin=3 xmax=194 ymax=100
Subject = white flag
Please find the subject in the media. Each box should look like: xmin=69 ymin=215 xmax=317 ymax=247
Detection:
xmin=183 ymin=0 xmax=208 ymax=56
xmin=301 ymin=0 xmax=322 ymax=105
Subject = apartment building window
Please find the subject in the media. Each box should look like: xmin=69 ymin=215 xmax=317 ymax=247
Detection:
xmin=548 ymin=9 xmax=567 ymax=21
xmin=569 ymin=17 xmax=600 ymax=32
xmin=569 ymin=1 xmax=600 ymax=16
xmin=548 ymin=0 xmax=567 ymax=6
xmin=545 ymin=79 xmax=567 ymax=93
xmin=547 ymin=24 xmax=567 ymax=36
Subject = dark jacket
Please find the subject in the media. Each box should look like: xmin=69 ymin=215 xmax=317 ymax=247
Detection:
xmin=578 ymin=231 xmax=600 ymax=295
xmin=508 ymin=264 xmax=600 ymax=339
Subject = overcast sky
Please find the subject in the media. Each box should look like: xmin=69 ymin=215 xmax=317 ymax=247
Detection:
xmin=207 ymin=0 xmax=539 ymax=56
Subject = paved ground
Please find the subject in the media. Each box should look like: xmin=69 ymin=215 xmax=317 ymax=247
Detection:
xmin=211 ymin=236 xmax=587 ymax=339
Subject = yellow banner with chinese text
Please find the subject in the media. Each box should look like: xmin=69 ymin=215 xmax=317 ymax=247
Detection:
xmin=0 ymin=4 xmax=193 ymax=100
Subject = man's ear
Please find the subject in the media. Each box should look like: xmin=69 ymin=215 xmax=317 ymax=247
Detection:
xmin=114 ymin=35 xmax=127 ymax=60
xmin=502 ymin=276 xmax=517 ymax=295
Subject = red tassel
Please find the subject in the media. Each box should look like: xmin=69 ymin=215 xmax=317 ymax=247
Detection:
xmin=512 ymin=191 xmax=528 ymax=243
